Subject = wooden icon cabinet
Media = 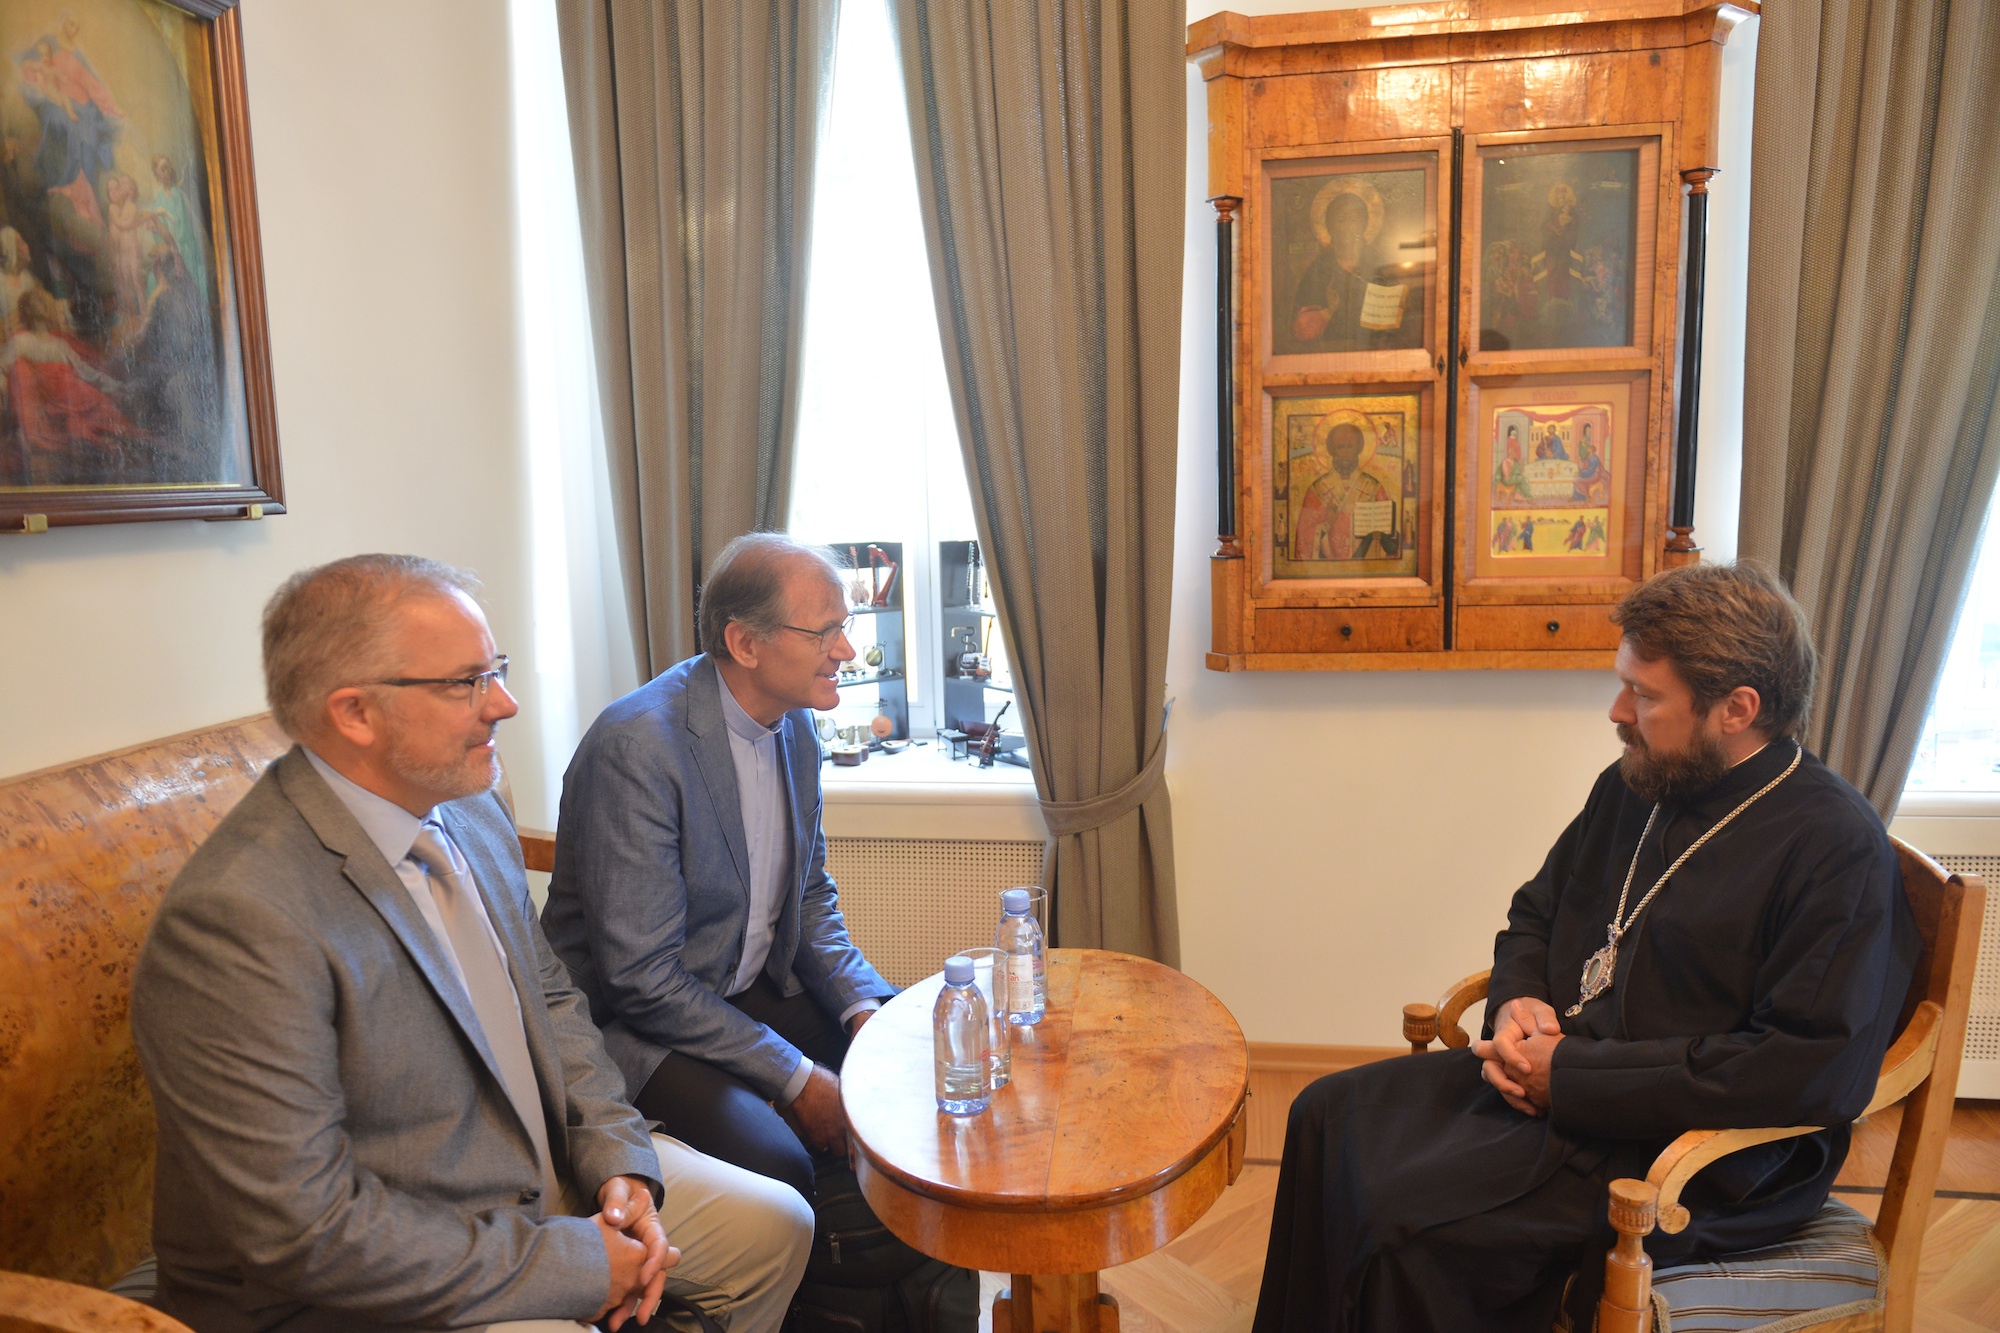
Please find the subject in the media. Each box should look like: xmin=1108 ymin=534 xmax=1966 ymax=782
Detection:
xmin=1189 ymin=1 xmax=1756 ymax=672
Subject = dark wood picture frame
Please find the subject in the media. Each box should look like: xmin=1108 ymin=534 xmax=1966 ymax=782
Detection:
xmin=0 ymin=0 xmax=278 ymax=533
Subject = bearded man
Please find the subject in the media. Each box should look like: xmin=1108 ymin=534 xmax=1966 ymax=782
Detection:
xmin=1251 ymin=562 xmax=1919 ymax=1333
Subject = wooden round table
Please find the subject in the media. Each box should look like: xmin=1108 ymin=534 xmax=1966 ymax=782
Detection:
xmin=842 ymin=949 xmax=1248 ymax=1333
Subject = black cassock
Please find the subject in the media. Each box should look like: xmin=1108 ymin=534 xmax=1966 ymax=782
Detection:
xmin=1253 ymin=741 xmax=1920 ymax=1333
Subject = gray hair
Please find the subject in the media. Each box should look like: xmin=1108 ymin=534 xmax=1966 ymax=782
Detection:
xmin=699 ymin=533 xmax=845 ymax=661
xmin=263 ymin=554 xmax=481 ymax=741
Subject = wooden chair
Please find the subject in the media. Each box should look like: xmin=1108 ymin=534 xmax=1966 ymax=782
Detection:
xmin=1401 ymin=837 xmax=1986 ymax=1333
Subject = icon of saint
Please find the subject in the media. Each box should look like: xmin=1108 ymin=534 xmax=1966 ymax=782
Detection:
xmin=1293 ymin=423 xmax=1396 ymax=561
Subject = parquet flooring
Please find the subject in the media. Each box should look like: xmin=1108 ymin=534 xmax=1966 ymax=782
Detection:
xmin=977 ymin=1102 xmax=2000 ymax=1333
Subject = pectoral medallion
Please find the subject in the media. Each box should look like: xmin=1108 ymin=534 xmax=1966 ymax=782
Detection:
xmin=1565 ymin=743 xmax=1800 ymax=1020
xmin=1566 ymin=926 xmax=1619 ymax=1017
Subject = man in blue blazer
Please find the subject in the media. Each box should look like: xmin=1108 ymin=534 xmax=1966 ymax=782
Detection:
xmin=543 ymin=534 xmax=897 ymax=1205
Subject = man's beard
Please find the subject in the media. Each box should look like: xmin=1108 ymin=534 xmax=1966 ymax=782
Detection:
xmin=383 ymin=727 xmax=502 ymax=804
xmin=1617 ymin=722 xmax=1731 ymax=805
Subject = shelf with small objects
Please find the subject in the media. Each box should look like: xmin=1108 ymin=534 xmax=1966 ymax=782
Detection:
xmin=820 ymin=541 xmax=908 ymax=765
xmin=938 ymin=540 xmax=1029 ymax=770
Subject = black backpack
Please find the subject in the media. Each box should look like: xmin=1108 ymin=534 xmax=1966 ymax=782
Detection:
xmin=786 ymin=1159 xmax=979 ymax=1333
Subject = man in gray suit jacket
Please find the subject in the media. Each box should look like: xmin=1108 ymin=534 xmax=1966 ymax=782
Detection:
xmin=132 ymin=555 xmax=812 ymax=1333
xmin=543 ymin=534 xmax=896 ymax=1206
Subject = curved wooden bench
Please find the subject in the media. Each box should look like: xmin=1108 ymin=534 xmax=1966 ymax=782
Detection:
xmin=0 ymin=716 xmax=290 ymax=1287
xmin=0 ymin=1270 xmax=195 ymax=1331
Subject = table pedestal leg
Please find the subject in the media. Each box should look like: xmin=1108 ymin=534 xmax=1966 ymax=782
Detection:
xmin=994 ymin=1273 xmax=1120 ymax=1333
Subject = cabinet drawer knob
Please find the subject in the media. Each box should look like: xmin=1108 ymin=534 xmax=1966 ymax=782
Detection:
xmin=1546 ymin=620 xmax=1561 ymax=634
xmin=1341 ymin=624 xmax=1354 ymax=639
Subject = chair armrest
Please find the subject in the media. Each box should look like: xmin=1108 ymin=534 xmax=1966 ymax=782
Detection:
xmin=1642 ymin=999 xmax=1944 ymax=1234
xmin=1645 ymin=1125 xmax=1826 ymax=1234
xmin=1403 ymin=969 xmax=1490 ymax=1051
xmin=1862 ymin=1000 xmax=1942 ymax=1116
xmin=519 ymin=828 xmax=556 ymax=874
xmin=1435 ymin=970 xmax=1491 ymax=1049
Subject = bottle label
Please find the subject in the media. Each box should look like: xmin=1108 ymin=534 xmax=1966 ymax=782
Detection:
xmin=1008 ymin=955 xmax=1037 ymax=1008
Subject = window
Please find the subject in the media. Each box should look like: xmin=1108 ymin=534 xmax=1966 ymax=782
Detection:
xmin=509 ymin=0 xmax=1008 ymax=757
xmin=787 ymin=0 xmax=990 ymax=740
xmin=509 ymin=0 xmax=642 ymax=823
xmin=1903 ymin=511 xmax=2000 ymax=795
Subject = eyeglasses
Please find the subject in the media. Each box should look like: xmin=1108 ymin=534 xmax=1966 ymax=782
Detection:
xmin=779 ymin=617 xmax=854 ymax=652
xmin=374 ymin=655 xmax=511 ymax=706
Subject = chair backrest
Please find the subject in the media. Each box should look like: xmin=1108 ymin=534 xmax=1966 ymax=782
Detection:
xmin=0 ymin=716 xmax=291 ymax=1286
xmin=1875 ymin=837 xmax=1986 ymax=1327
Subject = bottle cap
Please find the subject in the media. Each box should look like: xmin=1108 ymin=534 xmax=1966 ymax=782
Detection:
xmin=944 ymin=955 xmax=975 ymax=985
xmin=1002 ymin=888 xmax=1032 ymax=916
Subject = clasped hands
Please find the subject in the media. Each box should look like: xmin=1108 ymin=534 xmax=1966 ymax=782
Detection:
xmin=591 ymin=1004 xmax=882 ymax=1328
xmin=1470 ymin=996 xmax=1564 ymax=1118
xmin=593 ymin=1174 xmax=678 ymax=1330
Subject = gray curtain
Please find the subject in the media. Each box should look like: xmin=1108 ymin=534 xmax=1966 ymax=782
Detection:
xmin=558 ymin=0 xmax=838 ymax=676
xmin=889 ymin=0 xmax=1184 ymax=963
xmin=1737 ymin=0 xmax=2000 ymax=818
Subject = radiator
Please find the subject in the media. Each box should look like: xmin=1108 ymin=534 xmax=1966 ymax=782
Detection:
xmin=1925 ymin=852 xmax=2000 ymax=1100
xmin=827 ymin=836 xmax=1045 ymax=987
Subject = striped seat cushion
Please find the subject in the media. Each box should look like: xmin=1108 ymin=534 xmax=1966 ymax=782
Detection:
xmin=1649 ymin=1198 xmax=1883 ymax=1333
xmin=107 ymin=1254 xmax=158 ymax=1304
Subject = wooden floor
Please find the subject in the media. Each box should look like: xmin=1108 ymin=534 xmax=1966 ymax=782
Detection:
xmin=979 ymin=1102 xmax=2000 ymax=1333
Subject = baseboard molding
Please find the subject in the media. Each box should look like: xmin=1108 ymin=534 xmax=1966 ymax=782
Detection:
xmin=1244 ymin=1042 xmax=1401 ymax=1164
xmin=1248 ymin=1041 xmax=1401 ymax=1073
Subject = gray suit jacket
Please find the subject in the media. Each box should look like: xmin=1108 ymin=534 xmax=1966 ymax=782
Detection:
xmin=541 ymin=654 xmax=894 ymax=1100
xmin=131 ymin=748 xmax=659 ymax=1333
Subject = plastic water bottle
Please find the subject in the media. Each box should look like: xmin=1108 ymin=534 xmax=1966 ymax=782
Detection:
xmin=994 ymin=888 xmax=1046 ymax=1026
xmin=933 ymin=955 xmax=991 ymax=1115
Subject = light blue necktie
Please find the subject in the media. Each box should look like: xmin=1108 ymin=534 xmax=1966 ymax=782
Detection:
xmin=410 ymin=823 xmax=562 ymax=1212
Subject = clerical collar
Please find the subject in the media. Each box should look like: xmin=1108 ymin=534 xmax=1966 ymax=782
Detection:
xmin=1674 ymin=736 xmax=1801 ymax=816
xmin=1731 ymin=738 xmax=1775 ymax=770
xmin=717 ymin=670 xmax=785 ymax=743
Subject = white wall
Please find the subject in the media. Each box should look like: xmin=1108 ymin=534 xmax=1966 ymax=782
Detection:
xmin=0 ymin=1 xmax=571 ymax=828
xmin=1168 ymin=3 xmax=1758 ymax=1045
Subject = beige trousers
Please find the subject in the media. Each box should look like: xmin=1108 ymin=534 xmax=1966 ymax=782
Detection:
xmin=483 ymin=1133 xmax=812 ymax=1333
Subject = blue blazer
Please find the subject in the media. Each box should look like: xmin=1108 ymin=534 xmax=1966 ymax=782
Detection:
xmin=543 ymin=654 xmax=894 ymax=1099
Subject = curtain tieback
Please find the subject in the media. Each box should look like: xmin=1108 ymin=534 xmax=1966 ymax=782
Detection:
xmin=1036 ymin=702 xmax=1172 ymax=838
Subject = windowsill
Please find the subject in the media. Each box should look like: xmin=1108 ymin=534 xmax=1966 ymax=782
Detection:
xmin=820 ymin=738 xmax=1045 ymax=840
xmin=1895 ymin=790 xmax=2000 ymax=818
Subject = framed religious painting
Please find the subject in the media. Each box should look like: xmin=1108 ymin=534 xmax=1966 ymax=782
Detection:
xmin=1467 ymin=379 xmax=1647 ymax=582
xmin=1267 ymin=387 xmax=1428 ymax=585
xmin=1259 ymin=145 xmax=1444 ymax=373
xmin=1236 ymin=381 xmax=1445 ymax=655
xmin=0 ymin=0 xmax=278 ymax=532
xmin=1465 ymin=132 xmax=1663 ymax=360
xmin=1456 ymin=370 xmax=1656 ymax=624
